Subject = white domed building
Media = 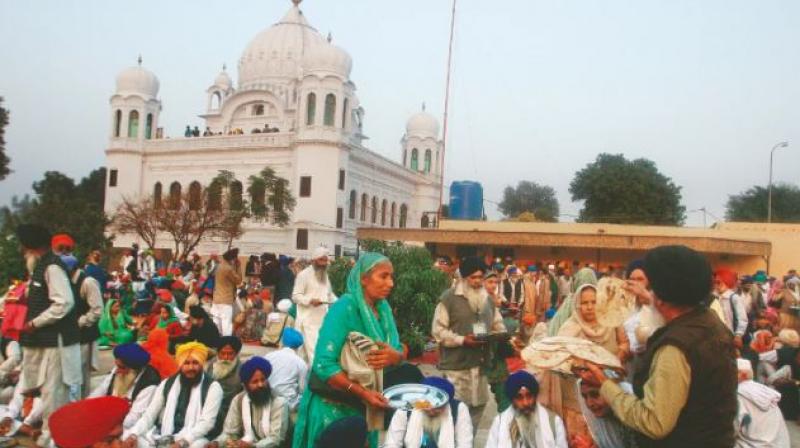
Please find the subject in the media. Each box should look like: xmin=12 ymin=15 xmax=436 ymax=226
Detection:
xmin=104 ymin=1 xmax=442 ymax=257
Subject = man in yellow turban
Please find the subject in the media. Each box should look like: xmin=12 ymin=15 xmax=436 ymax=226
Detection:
xmin=122 ymin=342 xmax=223 ymax=448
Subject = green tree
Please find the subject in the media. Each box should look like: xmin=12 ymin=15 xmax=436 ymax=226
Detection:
xmin=328 ymin=240 xmax=449 ymax=357
xmin=498 ymin=181 xmax=560 ymax=222
xmin=569 ymin=153 xmax=686 ymax=225
xmin=0 ymin=98 xmax=11 ymax=181
xmin=726 ymin=183 xmax=800 ymax=223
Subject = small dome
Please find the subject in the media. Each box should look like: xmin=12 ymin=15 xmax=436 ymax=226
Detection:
xmin=406 ymin=110 xmax=440 ymax=139
xmin=303 ymin=41 xmax=352 ymax=78
xmin=115 ymin=63 xmax=159 ymax=99
xmin=214 ymin=69 xmax=232 ymax=90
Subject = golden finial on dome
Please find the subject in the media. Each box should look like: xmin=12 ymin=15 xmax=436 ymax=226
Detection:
xmin=422 ymin=102 xmax=426 ymax=112
xmin=137 ymin=54 xmax=142 ymax=66
xmin=222 ymin=63 xmax=227 ymax=71
xmin=291 ymin=0 xmax=302 ymax=6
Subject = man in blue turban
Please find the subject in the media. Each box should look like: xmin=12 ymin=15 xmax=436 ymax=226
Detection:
xmin=486 ymin=370 xmax=567 ymax=447
xmin=264 ymin=327 xmax=308 ymax=411
xmin=209 ymin=357 xmax=288 ymax=448
xmin=89 ymin=343 xmax=162 ymax=430
xmin=385 ymin=376 xmax=472 ymax=447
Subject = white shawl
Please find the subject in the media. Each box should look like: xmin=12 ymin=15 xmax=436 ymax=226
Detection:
xmin=241 ymin=394 xmax=271 ymax=443
xmin=160 ymin=376 xmax=204 ymax=438
xmin=490 ymin=404 xmax=564 ymax=448
xmin=403 ymin=406 xmax=456 ymax=448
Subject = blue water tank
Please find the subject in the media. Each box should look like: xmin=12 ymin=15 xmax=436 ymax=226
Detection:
xmin=449 ymin=181 xmax=483 ymax=220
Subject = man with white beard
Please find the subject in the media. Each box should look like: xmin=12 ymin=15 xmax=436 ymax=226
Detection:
xmin=291 ymin=247 xmax=336 ymax=364
xmin=15 ymin=224 xmax=82 ymax=448
xmin=734 ymin=359 xmax=790 ymax=448
xmin=385 ymin=376 xmax=472 ymax=448
xmin=432 ymin=256 xmax=506 ymax=428
xmin=486 ymin=370 xmax=567 ymax=448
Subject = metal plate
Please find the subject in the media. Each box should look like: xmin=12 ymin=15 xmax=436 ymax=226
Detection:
xmin=383 ymin=383 xmax=449 ymax=411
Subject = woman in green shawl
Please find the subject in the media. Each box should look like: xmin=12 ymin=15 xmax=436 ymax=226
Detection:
xmin=97 ymin=299 xmax=134 ymax=347
xmin=293 ymin=252 xmax=404 ymax=448
xmin=547 ymin=267 xmax=598 ymax=336
xmin=156 ymin=304 xmax=179 ymax=329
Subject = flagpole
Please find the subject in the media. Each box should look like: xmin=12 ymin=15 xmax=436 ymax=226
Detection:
xmin=437 ymin=0 xmax=457 ymax=227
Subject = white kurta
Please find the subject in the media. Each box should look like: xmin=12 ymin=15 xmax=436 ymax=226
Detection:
xmin=0 ymin=379 xmax=44 ymax=436
xmin=735 ymin=380 xmax=790 ymax=448
xmin=384 ymin=401 xmax=473 ymax=448
xmin=125 ymin=375 xmax=223 ymax=448
xmin=263 ymin=348 xmax=307 ymax=411
xmin=291 ymin=266 xmax=336 ymax=364
xmin=486 ymin=404 xmax=568 ymax=448
xmin=22 ymin=264 xmax=82 ymax=447
xmin=89 ymin=367 xmax=159 ymax=430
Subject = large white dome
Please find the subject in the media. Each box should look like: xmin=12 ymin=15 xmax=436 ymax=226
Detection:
xmin=406 ymin=110 xmax=440 ymax=139
xmin=115 ymin=63 xmax=159 ymax=99
xmin=238 ymin=5 xmax=347 ymax=89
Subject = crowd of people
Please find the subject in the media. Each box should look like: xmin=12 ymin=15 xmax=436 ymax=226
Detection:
xmin=182 ymin=124 xmax=280 ymax=138
xmin=1 ymin=222 xmax=799 ymax=447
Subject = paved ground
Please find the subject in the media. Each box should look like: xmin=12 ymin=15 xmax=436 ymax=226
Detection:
xmin=90 ymin=347 xmax=800 ymax=447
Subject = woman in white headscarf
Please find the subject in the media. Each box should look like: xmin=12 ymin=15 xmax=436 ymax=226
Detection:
xmin=557 ymin=285 xmax=630 ymax=362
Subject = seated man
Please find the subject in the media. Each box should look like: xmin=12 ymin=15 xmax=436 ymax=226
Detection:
xmin=90 ymin=343 xmax=162 ymax=430
xmin=486 ymin=370 xmax=567 ymax=448
xmin=210 ymin=357 xmax=288 ymax=448
xmin=0 ymin=379 xmax=43 ymax=438
xmin=123 ymin=342 xmax=222 ymax=448
xmin=207 ymin=336 xmax=243 ymax=438
xmin=735 ymin=359 xmax=790 ymax=447
xmin=263 ymin=328 xmax=307 ymax=412
xmin=576 ymin=381 xmax=637 ymax=448
xmin=50 ymin=396 xmax=130 ymax=448
xmin=385 ymin=376 xmax=472 ymax=448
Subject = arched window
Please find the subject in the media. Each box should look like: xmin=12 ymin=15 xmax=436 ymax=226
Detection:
xmin=252 ymin=104 xmax=264 ymax=116
xmin=306 ymin=93 xmax=316 ymax=125
xmin=153 ymin=182 xmax=162 ymax=208
xmin=360 ymin=193 xmax=368 ymax=221
xmin=169 ymin=182 xmax=181 ymax=209
xmin=349 ymin=190 xmax=357 ymax=219
xmin=421 ymin=215 xmax=429 ymax=228
xmin=128 ymin=110 xmax=139 ymax=138
xmin=391 ymin=202 xmax=397 ymax=227
xmin=402 ymin=149 xmax=407 ymax=167
xmin=381 ymin=199 xmax=387 ymax=226
xmin=188 ymin=181 xmax=202 ymax=210
xmin=341 ymin=98 xmax=349 ymax=129
xmin=399 ymin=204 xmax=408 ymax=228
xmin=230 ymin=181 xmax=243 ymax=211
xmin=113 ymin=110 xmax=122 ymax=137
xmin=251 ymin=182 xmax=266 ymax=214
xmin=410 ymin=148 xmax=419 ymax=171
xmin=324 ymin=94 xmax=336 ymax=126
xmin=371 ymin=197 xmax=378 ymax=224
xmin=424 ymin=149 xmax=432 ymax=173
xmin=208 ymin=181 xmax=222 ymax=211
xmin=211 ymin=92 xmax=222 ymax=110
xmin=145 ymin=114 xmax=153 ymax=139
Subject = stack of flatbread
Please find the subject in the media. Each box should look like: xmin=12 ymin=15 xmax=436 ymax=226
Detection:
xmin=521 ymin=336 xmax=622 ymax=376
xmin=595 ymin=277 xmax=637 ymax=328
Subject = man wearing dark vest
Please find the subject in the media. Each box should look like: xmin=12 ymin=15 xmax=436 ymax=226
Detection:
xmin=89 ymin=343 xmax=161 ymax=430
xmin=432 ymin=256 xmax=506 ymax=429
xmin=16 ymin=224 xmax=83 ymax=448
xmin=123 ymin=342 xmax=222 ymax=448
xmin=578 ymin=245 xmax=737 ymax=448
xmin=57 ymin=249 xmax=104 ymax=399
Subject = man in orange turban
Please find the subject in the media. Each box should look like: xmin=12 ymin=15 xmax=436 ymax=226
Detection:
xmin=123 ymin=342 xmax=222 ymax=448
xmin=714 ymin=268 xmax=748 ymax=348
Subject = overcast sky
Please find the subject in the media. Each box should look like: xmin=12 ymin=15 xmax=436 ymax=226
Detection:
xmin=1 ymin=0 xmax=798 ymax=227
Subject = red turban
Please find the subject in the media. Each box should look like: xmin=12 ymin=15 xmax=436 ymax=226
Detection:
xmin=50 ymin=396 xmax=129 ymax=448
xmin=51 ymin=233 xmax=75 ymax=250
xmin=157 ymin=289 xmax=173 ymax=301
xmin=715 ymin=268 xmax=738 ymax=290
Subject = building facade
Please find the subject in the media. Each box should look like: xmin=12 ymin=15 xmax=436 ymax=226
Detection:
xmin=104 ymin=1 xmax=443 ymax=257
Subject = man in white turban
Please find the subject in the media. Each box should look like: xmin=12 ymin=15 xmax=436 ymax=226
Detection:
xmin=291 ymin=247 xmax=336 ymax=364
xmin=734 ymin=358 xmax=789 ymax=447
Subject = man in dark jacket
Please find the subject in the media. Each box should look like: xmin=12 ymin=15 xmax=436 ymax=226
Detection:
xmin=579 ymin=245 xmax=737 ymax=448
